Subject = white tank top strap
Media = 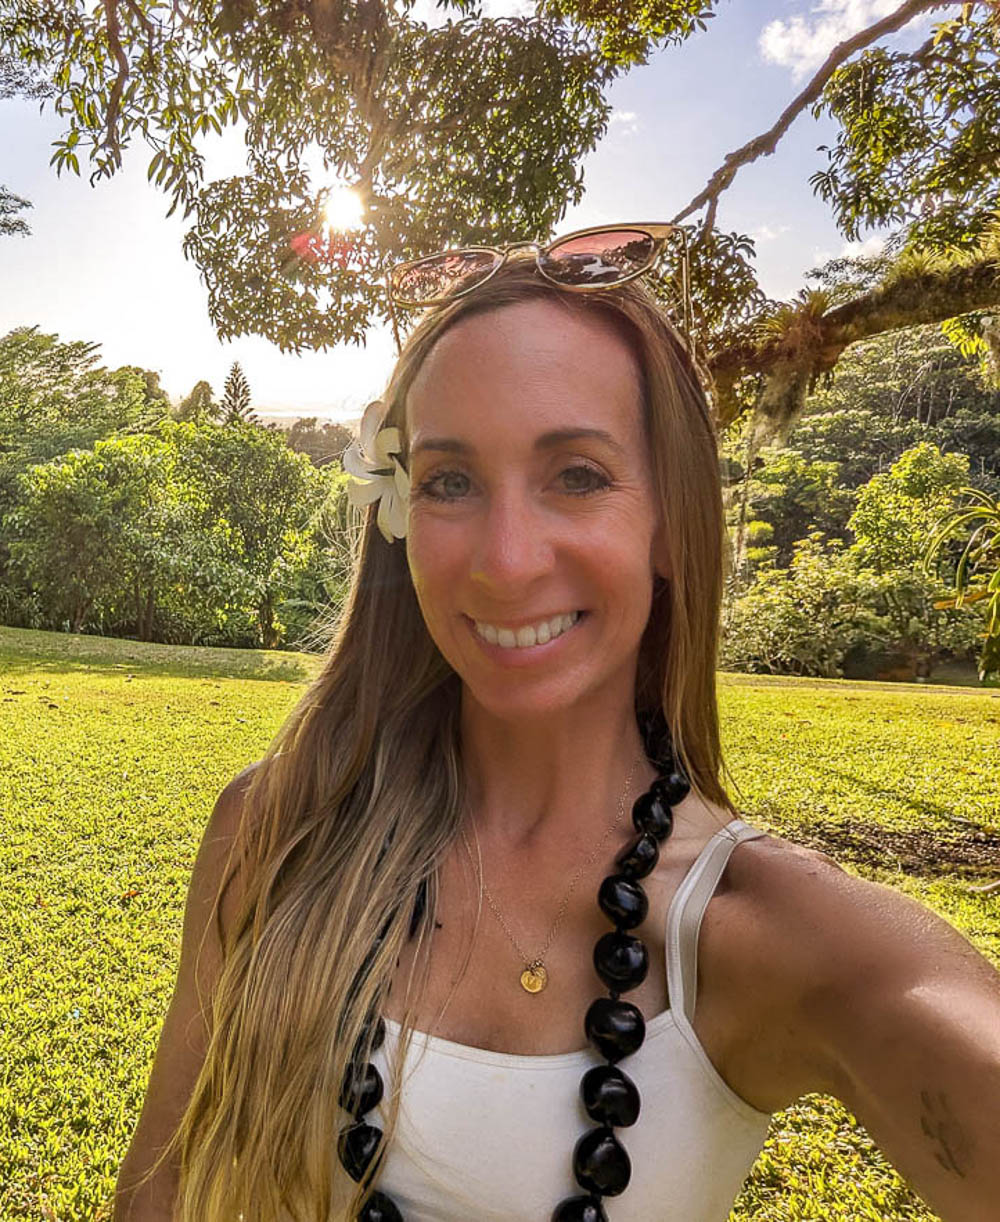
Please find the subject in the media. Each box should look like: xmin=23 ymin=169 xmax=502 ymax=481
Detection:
xmin=667 ymin=817 xmax=767 ymax=1025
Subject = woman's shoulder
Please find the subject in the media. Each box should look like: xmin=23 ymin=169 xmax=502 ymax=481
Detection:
xmin=718 ymin=819 xmax=865 ymax=976
xmin=696 ymin=822 xmax=890 ymax=1106
xmin=712 ymin=817 xmax=997 ymax=1082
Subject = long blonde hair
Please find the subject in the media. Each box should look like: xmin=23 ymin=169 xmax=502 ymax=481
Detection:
xmin=156 ymin=258 xmax=735 ymax=1220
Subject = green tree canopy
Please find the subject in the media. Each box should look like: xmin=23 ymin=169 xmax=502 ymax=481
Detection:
xmin=3 ymin=432 xmax=230 ymax=637
xmin=168 ymin=420 xmax=328 ymax=646
xmin=283 ymin=416 xmax=353 ymax=467
xmin=849 ymin=441 xmax=971 ymax=574
xmin=1 ymin=45 xmax=48 ymax=236
xmin=0 ymin=326 xmax=170 ymax=520
xmin=3 ymin=0 xmax=1000 ymax=435
xmin=0 ymin=184 xmax=30 ymax=236
xmin=735 ymin=450 xmax=856 ymax=569
xmin=780 ymin=319 xmax=1000 ymax=491
xmin=174 ymin=378 xmax=219 ymax=424
xmin=219 ymin=361 xmax=257 ymax=426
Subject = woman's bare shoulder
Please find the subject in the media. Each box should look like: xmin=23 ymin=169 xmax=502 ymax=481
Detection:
xmin=717 ymin=820 xmax=1000 ymax=1071
xmin=720 ymin=822 xmax=888 ymax=979
xmin=718 ymin=823 xmax=1000 ymax=1220
xmin=707 ymin=818 xmax=853 ymax=1013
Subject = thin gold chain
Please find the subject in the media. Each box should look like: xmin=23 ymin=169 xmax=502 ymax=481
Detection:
xmin=459 ymin=755 xmax=642 ymax=972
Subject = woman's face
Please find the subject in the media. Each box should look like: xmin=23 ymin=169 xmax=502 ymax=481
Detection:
xmin=405 ymin=297 xmax=667 ymax=723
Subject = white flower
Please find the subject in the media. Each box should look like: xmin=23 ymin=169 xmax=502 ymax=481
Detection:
xmin=343 ymin=400 xmax=410 ymax=542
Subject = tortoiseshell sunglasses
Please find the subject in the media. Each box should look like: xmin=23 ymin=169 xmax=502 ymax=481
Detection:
xmin=384 ymin=222 xmax=691 ymax=353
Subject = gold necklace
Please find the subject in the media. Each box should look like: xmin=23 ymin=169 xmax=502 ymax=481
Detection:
xmin=459 ymin=756 xmax=641 ymax=994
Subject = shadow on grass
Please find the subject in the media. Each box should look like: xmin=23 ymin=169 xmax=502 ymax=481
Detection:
xmin=792 ymin=818 xmax=1000 ymax=880
xmin=797 ymin=757 xmax=998 ymax=831
xmin=719 ymin=670 xmax=1000 ymax=695
xmin=0 ymin=626 xmax=324 ymax=684
xmin=756 ymin=756 xmax=1000 ymax=879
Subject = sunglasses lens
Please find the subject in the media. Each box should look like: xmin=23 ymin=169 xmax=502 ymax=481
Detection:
xmin=391 ymin=250 xmax=501 ymax=304
xmin=538 ymin=229 xmax=655 ymax=286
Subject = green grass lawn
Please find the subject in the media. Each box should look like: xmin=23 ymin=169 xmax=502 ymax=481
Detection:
xmin=2 ymin=625 xmax=998 ymax=1221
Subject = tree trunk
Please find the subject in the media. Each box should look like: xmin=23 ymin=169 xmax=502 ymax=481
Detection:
xmin=259 ymin=592 xmax=277 ymax=649
xmin=139 ymin=587 xmax=155 ymax=642
xmin=71 ymin=596 xmax=92 ymax=634
xmin=133 ymin=574 xmax=143 ymax=640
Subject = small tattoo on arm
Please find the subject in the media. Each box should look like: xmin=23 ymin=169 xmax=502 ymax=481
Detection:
xmin=919 ymin=1089 xmax=970 ymax=1178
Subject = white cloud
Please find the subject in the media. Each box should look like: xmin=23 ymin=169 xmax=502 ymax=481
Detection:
xmin=759 ymin=0 xmax=918 ymax=81
xmin=751 ymin=223 xmax=791 ymax=243
xmin=608 ymin=109 xmax=640 ymax=136
xmin=811 ymin=233 xmax=887 ymax=266
xmin=840 ymin=234 xmax=887 ymax=258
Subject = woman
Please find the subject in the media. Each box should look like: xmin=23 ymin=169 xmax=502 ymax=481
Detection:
xmin=114 ymin=233 xmax=1000 ymax=1222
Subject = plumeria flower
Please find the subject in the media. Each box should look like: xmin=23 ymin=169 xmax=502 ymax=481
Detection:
xmin=343 ymin=399 xmax=410 ymax=542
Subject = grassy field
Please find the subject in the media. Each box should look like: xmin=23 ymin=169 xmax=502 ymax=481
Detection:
xmin=2 ymin=624 xmax=998 ymax=1221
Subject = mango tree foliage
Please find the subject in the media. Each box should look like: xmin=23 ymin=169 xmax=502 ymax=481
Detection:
xmin=0 ymin=184 xmax=30 ymax=235
xmin=813 ymin=9 xmax=1000 ymax=248
xmin=1 ymin=0 xmax=620 ymax=350
xmin=1 ymin=45 xmax=46 ymax=235
xmin=3 ymin=0 xmax=1000 ymax=422
xmin=538 ymin=0 xmax=714 ymax=66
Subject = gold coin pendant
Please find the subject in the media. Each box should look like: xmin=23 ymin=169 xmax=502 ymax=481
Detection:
xmin=520 ymin=964 xmax=548 ymax=994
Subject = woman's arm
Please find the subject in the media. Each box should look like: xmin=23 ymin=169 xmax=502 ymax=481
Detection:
xmin=113 ymin=764 xmax=256 ymax=1221
xmin=748 ymin=840 xmax=1000 ymax=1222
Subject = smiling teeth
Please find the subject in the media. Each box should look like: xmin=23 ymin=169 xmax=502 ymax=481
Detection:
xmin=475 ymin=611 xmax=581 ymax=649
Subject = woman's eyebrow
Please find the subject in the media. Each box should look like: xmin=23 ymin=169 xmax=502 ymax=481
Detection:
xmin=409 ymin=437 xmax=472 ymax=457
xmin=410 ymin=428 xmax=625 ymax=458
xmin=535 ymin=427 xmax=625 ymax=456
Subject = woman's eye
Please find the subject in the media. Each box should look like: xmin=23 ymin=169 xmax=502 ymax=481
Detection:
xmin=558 ymin=464 xmax=611 ymax=495
xmin=417 ymin=470 xmax=472 ymax=501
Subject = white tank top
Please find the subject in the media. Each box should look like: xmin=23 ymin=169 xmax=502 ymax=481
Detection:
xmin=366 ymin=818 xmax=773 ymax=1221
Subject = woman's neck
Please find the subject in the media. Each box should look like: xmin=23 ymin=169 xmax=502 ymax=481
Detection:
xmin=458 ymin=690 xmax=656 ymax=854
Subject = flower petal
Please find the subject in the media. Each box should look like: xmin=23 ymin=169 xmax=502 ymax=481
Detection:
xmin=374 ymin=427 xmax=401 ymax=463
xmin=343 ymin=441 xmax=376 ymax=480
xmin=376 ymin=491 xmax=396 ymax=542
xmin=359 ymin=400 xmax=386 ymax=455
xmin=346 ymin=476 xmax=385 ymax=508
xmin=392 ymin=458 xmax=410 ymax=500
xmin=384 ymin=490 xmax=409 ymax=539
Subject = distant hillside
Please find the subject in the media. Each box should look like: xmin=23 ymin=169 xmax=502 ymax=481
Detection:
xmin=257 ymin=411 xmax=360 ymax=433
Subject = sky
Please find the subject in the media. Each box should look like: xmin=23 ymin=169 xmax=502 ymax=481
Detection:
xmin=0 ymin=0 xmax=927 ymax=422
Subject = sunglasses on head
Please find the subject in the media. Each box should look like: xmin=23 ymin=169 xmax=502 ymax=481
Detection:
xmin=384 ymin=222 xmax=691 ymax=353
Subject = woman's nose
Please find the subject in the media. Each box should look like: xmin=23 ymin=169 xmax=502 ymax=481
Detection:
xmin=469 ymin=489 xmax=554 ymax=592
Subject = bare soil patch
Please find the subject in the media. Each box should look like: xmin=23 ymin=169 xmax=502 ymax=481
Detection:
xmin=791 ymin=821 xmax=1000 ymax=880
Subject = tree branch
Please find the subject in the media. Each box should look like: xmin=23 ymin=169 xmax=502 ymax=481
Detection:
xmin=709 ymin=256 xmax=1000 ymax=430
xmin=121 ymin=0 xmax=157 ymax=58
xmin=671 ymin=0 xmax=954 ymax=228
xmin=103 ymin=0 xmax=130 ymax=167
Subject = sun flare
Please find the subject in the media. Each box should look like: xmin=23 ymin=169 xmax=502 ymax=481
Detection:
xmin=322 ymin=185 xmax=364 ymax=232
